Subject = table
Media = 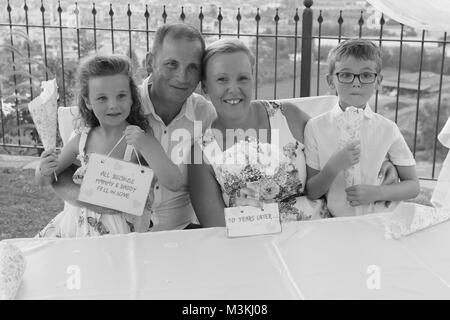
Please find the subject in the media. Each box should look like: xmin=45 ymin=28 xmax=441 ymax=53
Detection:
xmin=4 ymin=211 xmax=450 ymax=299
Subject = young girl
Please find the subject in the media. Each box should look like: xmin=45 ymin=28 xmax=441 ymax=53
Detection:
xmin=36 ymin=54 xmax=183 ymax=237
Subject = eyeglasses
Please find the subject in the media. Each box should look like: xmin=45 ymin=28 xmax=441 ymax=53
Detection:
xmin=335 ymin=72 xmax=378 ymax=84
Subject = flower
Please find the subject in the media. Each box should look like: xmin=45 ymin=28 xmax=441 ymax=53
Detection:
xmin=259 ymin=178 xmax=280 ymax=201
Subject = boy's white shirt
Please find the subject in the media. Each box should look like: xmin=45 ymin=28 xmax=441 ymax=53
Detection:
xmin=304 ymin=102 xmax=416 ymax=217
xmin=140 ymin=75 xmax=217 ymax=231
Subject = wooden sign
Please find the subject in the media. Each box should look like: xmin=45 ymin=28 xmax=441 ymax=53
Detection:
xmin=225 ymin=203 xmax=282 ymax=238
xmin=78 ymin=153 xmax=153 ymax=216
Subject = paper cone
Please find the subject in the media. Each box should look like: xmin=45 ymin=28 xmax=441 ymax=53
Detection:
xmin=28 ymin=79 xmax=58 ymax=150
xmin=0 ymin=242 xmax=26 ymax=300
xmin=431 ymin=116 xmax=450 ymax=210
xmin=336 ymin=106 xmax=363 ymax=187
xmin=385 ymin=202 xmax=450 ymax=239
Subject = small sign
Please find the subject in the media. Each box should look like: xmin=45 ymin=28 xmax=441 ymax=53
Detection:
xmin=78 ymin=153 xmax=153 ymax=216
xmin=224 ymin=203 xmax=282 ymax=238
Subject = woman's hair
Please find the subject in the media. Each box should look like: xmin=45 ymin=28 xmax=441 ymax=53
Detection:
xmin=75 ymin=53 xmax=149 ymax=131
xmin=327 ymin=38 xmax=382 ymax=75
xmin=202 ymin=38 xmax=256 ymax=79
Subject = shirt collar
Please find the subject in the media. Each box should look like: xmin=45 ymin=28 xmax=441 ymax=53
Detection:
xmin=330 ymin=102 xmax=374 ymax=119
xmin=142 ymin=74 xmax=196 ymax=124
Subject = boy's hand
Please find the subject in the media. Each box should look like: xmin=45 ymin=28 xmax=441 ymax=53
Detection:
xmin=39 ymin=148 xmax=58 ymax=177
xmin=124 ymin=125 xmax=150 ymax=151
xmin=329 ymin=141 xmax=360 ymax=173
xmin=345 ymin=184 xmax=380 ymax=206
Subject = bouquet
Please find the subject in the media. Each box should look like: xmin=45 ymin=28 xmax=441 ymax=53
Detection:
xmin=213 ymin=137 xmax=303 ymax=208
xmin=27 ymin=79 xmax=59 ymax=151
xmin=0 ymin=242 xmax=26 ymax=300
xmin=384 ymin=202 xmax=450 ymax=239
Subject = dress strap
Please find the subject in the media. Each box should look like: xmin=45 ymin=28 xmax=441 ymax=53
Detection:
xmin=262 ymin=100 xmax=304 ymax=149
xmin=78 ymin=127 xmax=91 ymax=156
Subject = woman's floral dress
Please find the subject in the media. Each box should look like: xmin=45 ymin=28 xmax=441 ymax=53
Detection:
xmin=36 ymin=127 xmax=138 ymax=238
xmin=201 ymin=101 xmax=331 ymax=222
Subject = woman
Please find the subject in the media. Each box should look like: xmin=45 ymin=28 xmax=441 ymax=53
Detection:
xmin=188 ymin=38 xmax=397 ymax=228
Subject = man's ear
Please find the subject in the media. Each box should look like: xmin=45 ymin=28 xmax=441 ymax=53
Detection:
xmin=375 ymin=73 xmax=383 ymax=91
xmin=326 ymin=74 xmax=335 ymax=89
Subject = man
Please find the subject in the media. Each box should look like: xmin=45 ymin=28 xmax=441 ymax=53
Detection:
xmin=139 ymin=23 xmax=216 ymax=230
xmin=53 ymin=23 xmax=216 ymax=232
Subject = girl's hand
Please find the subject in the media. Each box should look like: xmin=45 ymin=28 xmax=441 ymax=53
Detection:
xmin=345 ymin=184 xmax=380 ymax=206
xmin=39 ymin=148 xmax=58 ymax=177
xmin=329 ymin=141 xmax=360 ymax=173
xmin=124 ymin=125 xmax=150 ymax=151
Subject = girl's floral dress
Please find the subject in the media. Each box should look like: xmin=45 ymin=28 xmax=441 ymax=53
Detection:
xmin=201 ymin=101 xmax=331 ymax=222
xmin=36 ymin=127 xmax=138 ymax=238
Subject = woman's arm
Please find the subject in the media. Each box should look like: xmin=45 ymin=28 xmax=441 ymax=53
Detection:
xmin=188 ymin=144 xmax=227 ymax=228
xmin=280 ymin=101 xmax=311 ymax=143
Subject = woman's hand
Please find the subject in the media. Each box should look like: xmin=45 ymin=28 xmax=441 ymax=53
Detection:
xmin=378 ymin=160 xmax=399 ymax=185
xmin=124 ymin=125 xmax=150 ymax=151
xmin=39 ymin=148 xmax=58 ymax=177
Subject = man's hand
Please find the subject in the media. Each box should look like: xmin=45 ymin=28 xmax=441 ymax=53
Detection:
xmin=345 ymin=184 xmax=380 ymax=206
xmin=124 ymin=125 xmax=152 ymax=151
xmin=378 ymin=160 xmax=399 ymax=185
xmin=329 ymin=141 xmax=360 ymax=173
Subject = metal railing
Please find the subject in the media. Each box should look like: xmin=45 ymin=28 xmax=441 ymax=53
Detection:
xmin=0 ymin=0 xmax=449 ymax=180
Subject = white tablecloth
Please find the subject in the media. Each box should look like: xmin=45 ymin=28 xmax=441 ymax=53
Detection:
xmin=4 ymin=212 xmax=450 ymax=299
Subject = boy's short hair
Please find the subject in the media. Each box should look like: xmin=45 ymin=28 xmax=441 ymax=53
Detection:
xmin=152 ymin=22 xmax=205 ymax=57
xmin=327 ymin=38 xmax=382 ymax=75
xmin=202 ymin=38 xmax=256 ymax=79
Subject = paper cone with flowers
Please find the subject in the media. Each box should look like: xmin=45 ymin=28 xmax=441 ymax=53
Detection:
xmin=336 ymin=106 xmax=364 ymax=214
xmin=27 ymin=79 xmax=58 ymax=150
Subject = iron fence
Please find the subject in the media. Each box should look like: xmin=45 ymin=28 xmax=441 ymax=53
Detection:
xmin=0 ymin=0 xmax=449 ymax=180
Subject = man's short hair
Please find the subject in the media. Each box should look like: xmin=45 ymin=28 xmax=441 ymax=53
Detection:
xmin=152 ymin=22 xmax=205 ymax=57
xmin=202 ymin=38 xmax=256 ymax=79
xmin=327 ymin=38 xmax=382 ymax=75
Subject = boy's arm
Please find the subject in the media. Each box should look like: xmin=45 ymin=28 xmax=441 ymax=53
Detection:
xmin=345 ymin=165 xmax=420 ymax=205
xmin=306 ymin=141 xmax=361 ymax=200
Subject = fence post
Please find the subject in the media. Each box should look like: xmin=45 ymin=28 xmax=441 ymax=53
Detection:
xmin=300 ymin=0 xmax=313 ymax=97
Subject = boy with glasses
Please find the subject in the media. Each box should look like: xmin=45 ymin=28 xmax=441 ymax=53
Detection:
xmin=304 ymin=39 xmax=419 ymax=217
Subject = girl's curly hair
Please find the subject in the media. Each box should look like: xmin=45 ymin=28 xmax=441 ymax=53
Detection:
xmin=75 ymin=53 xmax=149 ymax=131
